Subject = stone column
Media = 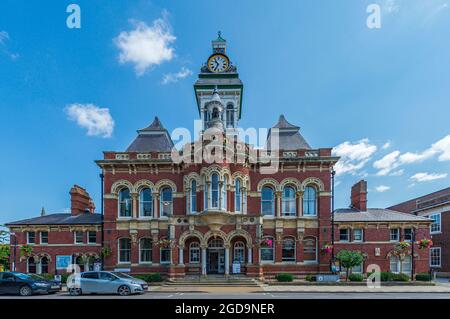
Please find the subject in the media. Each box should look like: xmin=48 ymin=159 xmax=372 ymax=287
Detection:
xmin=201 ymin=246 xmax=207 ymax=276
xmin=276 ymin=191 xmax=282 ymax=217
xmin=297 ymin=191 xmax=303 ymax=217
xmin=179 ymin=247 xmax=184 ymax=265
xmin=153 ymin=193 xmax=159 ymax=218
xmin=225 ymin=246 xmax=230 ymax=276
xmin=186 ymin=189 xmax=190 ymax=215
xmin=205 ymin=182 xmax=210 ymax=211
xmin=131 ymin=193 xmax=138 ymax=218
xmin=243 ymin=188 xmax=247 ymax=214
xmin=247 ymin=246 xmax=253 ymax=264
xmin=218 ymin=181 xmax=223 ymax=210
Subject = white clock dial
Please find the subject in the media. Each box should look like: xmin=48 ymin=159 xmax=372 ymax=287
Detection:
xmin=207 ymin=54 xmax=229 ymax=73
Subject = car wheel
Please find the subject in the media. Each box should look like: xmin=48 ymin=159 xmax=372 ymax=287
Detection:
xmin=69 ymin=288 xmax=82 ymax=296
xmin=19 ymin=285 xmax=32 ymax=297
xmin=118 ymin=285 xmax=131 ymax=296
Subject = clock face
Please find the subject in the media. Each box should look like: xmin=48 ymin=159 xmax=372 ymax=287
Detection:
xmin=207 ymin=54 xmax=230 ymax=73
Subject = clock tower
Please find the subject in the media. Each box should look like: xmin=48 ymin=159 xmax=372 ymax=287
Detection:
xmin=194 ymin=32 xmax=243 ymax=132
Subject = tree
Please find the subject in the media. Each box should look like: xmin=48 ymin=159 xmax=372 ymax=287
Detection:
xmin=337 ymin=250 xmax=365 ymax=281
xmin=0 ymin=244 xmax=10 ymax=271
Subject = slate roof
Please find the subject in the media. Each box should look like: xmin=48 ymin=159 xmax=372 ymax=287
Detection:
xmin=126 ymin=117 xmax=174 ymax=152
xmin=266 ymin=115 xmax=311 ymax=150
xmin=6 ymin=213 xmax=102 ymax=226
xmin=334 ymin=208 xmax=431 ymax=222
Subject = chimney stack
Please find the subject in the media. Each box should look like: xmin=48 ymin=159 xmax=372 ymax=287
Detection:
xmin=351 ymin=180 xmax=367 ymax=211
xmin=70 ymin=185 xmax=95 ymax=215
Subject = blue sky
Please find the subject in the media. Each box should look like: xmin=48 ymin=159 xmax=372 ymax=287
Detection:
xmin=1 ymin=0 xmax=450 ymax=224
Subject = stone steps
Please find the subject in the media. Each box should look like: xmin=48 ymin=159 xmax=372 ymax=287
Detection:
xmin=166 ymin=275 xmax=261 ymax=287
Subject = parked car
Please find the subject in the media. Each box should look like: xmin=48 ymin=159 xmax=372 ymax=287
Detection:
xmin=0 ymin=272 xmax=62 ymax=296
xmin=68 ymin=271 xmax=148 ymax=296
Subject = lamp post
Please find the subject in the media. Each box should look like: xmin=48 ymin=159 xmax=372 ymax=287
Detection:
xmin=10 ymin=232 xmax=17 ymax=272
xmin=411 ymin=229 xmax=416 ymax=281
xmin=99 ymin=173 xmax=104 ymax=270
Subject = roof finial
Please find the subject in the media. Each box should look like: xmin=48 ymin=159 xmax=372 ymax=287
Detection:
xmin=218 ymin=30 xmax=221 ymax=38
xmin=41 ymin=207 xmax=46 ymax=216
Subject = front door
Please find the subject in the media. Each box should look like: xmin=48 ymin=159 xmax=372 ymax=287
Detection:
xmin=207 ymin=249 xmax=225 ymax=274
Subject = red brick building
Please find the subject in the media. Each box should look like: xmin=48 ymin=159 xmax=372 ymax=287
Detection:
xmin=6 ymin=33 xmax=432 ymax=279
xmin=389 ymin=187 xmax=450 ymax=276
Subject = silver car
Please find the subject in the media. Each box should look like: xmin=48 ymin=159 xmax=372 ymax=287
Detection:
xmin=68 ymin=271 xmax=148 ymax=296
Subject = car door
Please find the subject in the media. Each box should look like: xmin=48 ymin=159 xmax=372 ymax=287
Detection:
xmin=0 ymin=273 xmax=19 ymax=294
xmin=80 ymin=272 xmax=99 ymax=293
xmin=98 ymin=272 xmax=119 ymax=294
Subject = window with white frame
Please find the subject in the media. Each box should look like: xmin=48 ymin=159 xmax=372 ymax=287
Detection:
xmin=282 ymin=186 xmax=296 ymax=216
xmin=404 ymin=228 xmax=413 ymax=242
xmin=261 ymin=186 xmax=275 ymax=216
xmin=390 ymin=228 xmax=400 ymax=241
xmin=233 ymin=241 xmax=245 ymax=264
xmin=27 ymin=257 xmax=36 ymax=273
xmin=339 ymin=228 xmax=349 ymax=242
xmin=74 ymin=231 xmax=83 ymax=244
xmin=139 ymin=238 xmax=152 ymax=263
xmin=27 ymin=231 xmax=35 ymax=244
xmin=303 ymin=237 xmax=317 ymax=262
xmin=303 ymin=186 xmax=317 ymax=216
xmin=235 ymin=179 xmax=242 ymax=213
xmin=160 ymin=187 xmax=173 ymax=216
xmin=118 ymin=238 xmax=131 ymax=263
xmin=211 ymin=173 xmax=220 ymax=208
xmin=389 ymin=255 xmax=411 ymax=274
xmin=160 ymin=247 xmax=171 ymax=264
xmin=260 ymin=237 xmax=274 ymax=262
xmin=189 ymin=242 xmax=200 ymax=263
xmin=40 ymin=231 xmax=48 ymax=244
xmin=282 ymin=237 xmax=296 ymax=262
xmin=430 ymin=214 xmax=441 ymax=234
xmin=430 ymin=247 xmax=441 ymax=267
xmin=190 ymin=180 xmax=197 ymax=213
xmin=353 ymin=229 xmax=363 ymax=242
xmin=118 ymin=188 xmax=132 ymax=217
xmin=87 ymin=231 xmax=96 ymax=244
xmin=139 ymin=188 xmax=153 ymax=217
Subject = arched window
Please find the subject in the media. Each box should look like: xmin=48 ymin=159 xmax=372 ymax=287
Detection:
xmin=234 ymin=241 xmax=245 ymax=264
xmin=221 ymin=175 xmax=227 ymax=210
xmin=282 ymin=186 xmax=296 ymax=216
xmin=235 ymin=179 xmax=242 ymax=212
xmin=139 ymin=238 xmax=152 ymax=263
xmin=160 ymin=187 xmax=173 ymax=216
xmin=260 ymin=236 xmax=274 ymax=262
xmin=212 ymin=107 xmax=219 ymax=119
xmin=226 ymin=104 xmax=234 ymax=127
xmin=282 ymin=238 xmax=296 ymax=262
xmin=118 ymin=238 xmax=131 ymax=263
xmin=302 ymin=237 xmax=317 ymax=262
xmin=211 ymin=173 xmax=219 ymax=208
xmin=139 ymin=188 xmax=153 ymax=217
xmin=118 ymin=188 xmax=132 ymax=217
xmin=190 ymin=180 xmax=197 ymax=213
xmin=261 ymin=186 xmax=275 ymax=216
xmin=189 ymin=242 xmax=200 ymax=263
xmin=27 ymin=257 xmax=36 ymax=273
xmin=208 ymin=238 xmax=224 ymax=248
xmin=40 ymin=257 xmax=49 ymax=274
xmin=303 ymin=186 xmax=317 ymax=216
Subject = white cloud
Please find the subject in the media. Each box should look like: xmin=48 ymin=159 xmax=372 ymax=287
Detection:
xmin=410 ymin=172 xmax=448 ymax=182
xmin=65 ymin=103 xmax=114 ymax=138
xmin=373 ymin=135 xmax=450 ymax=176
xmin=384 ymin=0 xmax=400 ymax=14
xmin=0 ymin=31 xmax=9 ymax=45
xmin=382 ymin=141 xmax=391 ymax=150
xmin=114 ymin=15 xmax=176 ymax=76
xmin=375 ymin=185 xmax=391 ymax=193
xmin=332 ymin=139 xmax=377 ymax=176
xmin=0 ymin=30 xmax=19 ymax=60
xmin=382 ymin=0 xmax=449 ymax=24
xmin=162 ymin=67 xmax=192 ymax=84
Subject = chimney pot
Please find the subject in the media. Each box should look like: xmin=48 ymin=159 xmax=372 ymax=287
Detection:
xmin=351 ymin=180 xmax=367 ymax=211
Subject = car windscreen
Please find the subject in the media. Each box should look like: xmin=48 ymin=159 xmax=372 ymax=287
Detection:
xmin=111 ymin=272 xmax=133 ymax=279
xmin=14 ymin=273 xmax=45 ymax=281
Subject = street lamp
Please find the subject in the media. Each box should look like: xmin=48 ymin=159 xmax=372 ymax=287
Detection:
xmin=99 ymin=173 xmax=104 ymax=271
xmin=10 ymin=232 xmax=17 ymax=272
xmin=330 ymin=168 xmax=336 ymax=272
xmin=411 ymin=229 xmax=416 ymax=281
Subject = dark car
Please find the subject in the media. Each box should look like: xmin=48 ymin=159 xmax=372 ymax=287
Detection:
xmin=0 ymin=272 xmax=62 ymax=296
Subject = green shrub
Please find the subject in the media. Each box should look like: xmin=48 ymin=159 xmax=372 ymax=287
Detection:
xmin=348 ymin=273 xmax=364 ymax=282
xmin=275 ymin=273 xmax=294 ymax=282
xmin=392 ymin=273 xmax=410 ymax=282
xmin=60 ymin=273 xmax=70 ymax=284
xmin=380 ymin=272 xmax=395 ymax=282
xmin=415 ymin=273 xmax=431 ymax=281
xmin=305 ymin=275 xmax=316 ymax=282
xmin=133 ymin=273 xmax=163 ymax=283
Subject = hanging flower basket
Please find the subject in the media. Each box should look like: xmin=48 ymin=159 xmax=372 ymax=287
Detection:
xmin=396 ymin=241 xmax=411 ymax=250
xmin=260 ymin=238 xmax=273 ymax=248
xmin=20 ymin=244 xmax=33 ymax=258
xmin=101 ymin=246 xmax=112 ymax=258
xmin=322 ymin=243 xmax=333 ymax=254
xmin=156 ymin=238 xmax=173 ymax=248
xmin=417 ymin=238 xmax=433 ymax=249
